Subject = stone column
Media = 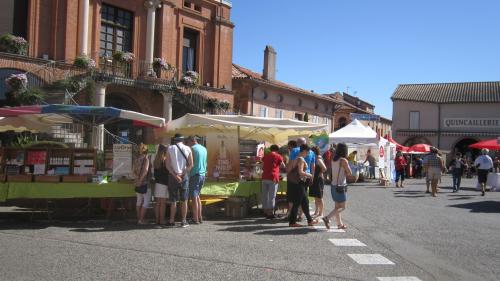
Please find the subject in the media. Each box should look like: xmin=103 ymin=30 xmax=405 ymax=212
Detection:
xmin=79 ymin=0 xmax=90 ymax=55
xmin=144 ymin=1 xmax=162 ymax=73
xmin=162 ymin=92 xmax=172 ymax=143
xmin=93 ymin=82 xmax=107 ymax=151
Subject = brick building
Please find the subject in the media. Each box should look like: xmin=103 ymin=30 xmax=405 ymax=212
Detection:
xmin=232 ymin=46 xmax=339 ymax=133
xmin=0 ymin=0 xmax=234 ymax=149
xmin=327 ymin=92 xmax=392 ymax=137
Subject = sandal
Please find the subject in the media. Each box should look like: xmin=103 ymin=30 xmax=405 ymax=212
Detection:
xmin=322 ymin=217 xmax=330 ymax=229
xmin=337 ymin=224 xmax=347 ymax=230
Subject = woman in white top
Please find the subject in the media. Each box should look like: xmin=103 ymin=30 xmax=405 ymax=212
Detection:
xmin=322 ymin=143 xmax=352 ymax=230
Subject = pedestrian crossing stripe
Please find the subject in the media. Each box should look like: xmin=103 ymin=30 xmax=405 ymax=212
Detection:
xmin=377 ymin=277 xmax=422 ymax=281
xmin=328 ymin=238 xmax=366 ymax=246
xmin=347 ymin=254 xmax=395 ymax=265
xmin=313 ymin=225 xmax=346 ymax=233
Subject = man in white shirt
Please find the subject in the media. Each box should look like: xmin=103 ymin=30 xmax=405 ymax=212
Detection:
xmin=166 ymin=134 xmax=193 ymax=227
xmin=474 ymin=148 xmax=494 ymax=196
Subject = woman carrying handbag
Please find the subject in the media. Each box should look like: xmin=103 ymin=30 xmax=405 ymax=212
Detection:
xmin=322 ymin=143 xmax=352 ymax=230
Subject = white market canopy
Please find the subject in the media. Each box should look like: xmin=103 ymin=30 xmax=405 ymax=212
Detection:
xmin=160 ymin=114 xmax=328 ymax=143
xmin=329 ymin=119 xmax=379 ymax=144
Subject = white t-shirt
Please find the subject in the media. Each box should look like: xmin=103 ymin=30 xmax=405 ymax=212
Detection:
xmin=474 ymin=155 xmax=493 ymax=170
xmin=167 ymin=142 xmax=192 ymax=174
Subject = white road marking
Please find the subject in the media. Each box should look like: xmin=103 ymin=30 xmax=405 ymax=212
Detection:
xmin=313 ymin=225 xmax=346 ymax=233
xmin=347 ymin=254 xmax=395 ymax=265
xmin=377 ymin=277 xmax=422 ymax=281
xmin=328 ymin=238 xmax=366 ymax=246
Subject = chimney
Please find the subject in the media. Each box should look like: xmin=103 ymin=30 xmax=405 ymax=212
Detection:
xmin=263 ymin=45 xmax=276 ymax=81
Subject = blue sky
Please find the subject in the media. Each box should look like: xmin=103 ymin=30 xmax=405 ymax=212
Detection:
xmin=231 ymin=0 xmax=500 ymax=119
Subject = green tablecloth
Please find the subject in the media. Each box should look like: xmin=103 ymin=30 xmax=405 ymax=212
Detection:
xmin=1 ymin=181 xmax=287 ymax=201
xmin=6 ymin=182 xmax=136 ymax=200
xmin=0 ymin=183 xmax=8 ymax=202
xmin=201 ymin=181 xmax=287 ymax=197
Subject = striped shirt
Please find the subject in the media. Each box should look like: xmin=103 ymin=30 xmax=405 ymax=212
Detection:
xmin=423 ymin=154 xmax=442 ymax=168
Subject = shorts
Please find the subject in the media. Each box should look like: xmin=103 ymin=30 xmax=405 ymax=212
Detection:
xmin=168 ymin=175 xmax=189 ymax=203
xmin=261 ymin=180 xmax=278 ymax=209
xmin=136 ymin=187 xmax=151 ymax=208
xmin=477 ymin=169 xmax=489 ymax=184
xmin=189 ymin=174 xmax=206 ymax=198
xmin=154 ymin=183 xmax=169 ymax=199
xmin=331 ymin=185 xmax=347 ymax=203
xmin=427 ymin=168 xmax=442 ymax=181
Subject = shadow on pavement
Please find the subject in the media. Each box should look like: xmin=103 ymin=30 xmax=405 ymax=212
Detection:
xmin=448 ymin=201 xmax=500 ymax=213
xmin=217 ymin=225 xmax=288 ymax=233
xmin=255 ymin=228 xmax=316 ymax=236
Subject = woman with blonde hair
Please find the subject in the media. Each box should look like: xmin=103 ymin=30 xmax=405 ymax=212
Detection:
xmin=133 ymin=143 xmax=151 ymax=224
xmin=153 ymin=144 xmax=169 ymax=225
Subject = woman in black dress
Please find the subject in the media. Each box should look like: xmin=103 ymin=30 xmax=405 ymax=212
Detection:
xmin=310 ymin=146 xmax=327 ymax=218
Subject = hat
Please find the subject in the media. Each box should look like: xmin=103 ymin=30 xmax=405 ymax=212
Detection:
xmin=174 ymin=133 xmax=185 ymax=142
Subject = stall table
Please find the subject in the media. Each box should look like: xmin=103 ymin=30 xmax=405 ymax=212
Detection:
xmin=487 ymin=173 xmax=500 ymax=191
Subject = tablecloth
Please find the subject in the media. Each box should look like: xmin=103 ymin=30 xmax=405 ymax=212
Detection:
xmin=487 ymin=173 xmax=500 ymax=191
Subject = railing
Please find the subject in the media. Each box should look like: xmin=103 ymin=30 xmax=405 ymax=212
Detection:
xmin=97 ymin=58 xmax=177 ymax=83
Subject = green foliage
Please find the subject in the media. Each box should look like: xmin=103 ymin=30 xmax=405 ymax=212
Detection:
xmin=5 ymin=88 xmax=44 ymax=106
xmin=73 ymin=55 xmax=96 ymax=69
xmin=0 ymin=34 xmax=28 ymax=55
xmin=12 ymin=135 xmax=35 ymax=147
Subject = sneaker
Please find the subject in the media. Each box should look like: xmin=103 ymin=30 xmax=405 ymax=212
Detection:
xmin=180 ymin=221 xmax=189 ymax=228
xmin=481 ymin=191 xmax=485 ymax=196
xmin=322 ymin=217 xmax=331 ymax=229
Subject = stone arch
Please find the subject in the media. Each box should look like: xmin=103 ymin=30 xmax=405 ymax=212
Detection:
xmin=403 ymin=136 xmax=432 ymax=147
xmin=452 ymin=137 xmax=480 ymax=160
xmin=103 ymin=92 xmax=144 ymax=147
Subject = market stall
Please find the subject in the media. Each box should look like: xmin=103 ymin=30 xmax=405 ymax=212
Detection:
xmin=0 ymin=105 xmax=165 ymax=205
xmin=469 ymin=138 xmax=500 ymax=191
xmin=158 ymin=114 xmax=327 ymax=201
xmin=329 ymin=119 xmax=396 ymax=183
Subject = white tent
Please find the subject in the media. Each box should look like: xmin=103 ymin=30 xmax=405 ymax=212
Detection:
xmin=329 ymin=119 xmax=396 ymax=181
xmin=329 ymin=119 xmax=378 ymax=144
xmin=160 ymin=114 xmax=328 ymax=143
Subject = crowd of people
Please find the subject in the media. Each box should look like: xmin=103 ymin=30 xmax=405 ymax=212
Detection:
xmin=260 ymin=137 xmax=354 ymax=230
xmin=132 ymin=133 xmax=497 ymax=227
xmin=393 ymin=146 xmax=497 ymax=197
xmin=133 ymin=134 xmax=207 ymax=227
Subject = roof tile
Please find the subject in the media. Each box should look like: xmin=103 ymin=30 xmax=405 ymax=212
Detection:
xmin=391 ymin=82 xmax=500 ymax=103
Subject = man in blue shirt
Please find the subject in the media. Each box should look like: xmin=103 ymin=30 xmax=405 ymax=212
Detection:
xmin=187 ymin=136 xmax=207 ymax=224
xmin=289 ymin=137 xmax=315 ymax=174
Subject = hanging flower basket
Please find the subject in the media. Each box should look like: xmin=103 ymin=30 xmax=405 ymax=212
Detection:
xmin=112 ymin=51 xmax=135 ymax=63
xmin=73 ymin=55 xmax=96 ymax=69
xmin=5 ymin=73 xmax=28 ymax=91
xmin=0 ymin=34 xmax=28 ymax=55
xmin=152 ymin=58 xmax=171 ymax=71
xmin=181 ymin=71 xmax=199 ymax=87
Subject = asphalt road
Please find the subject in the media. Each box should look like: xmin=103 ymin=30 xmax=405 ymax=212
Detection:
xmin=0 ymin=175 xmax=499 ymax=281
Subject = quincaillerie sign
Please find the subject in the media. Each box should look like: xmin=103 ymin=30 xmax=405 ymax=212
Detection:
xmin=443 ymin=118 xmax=500 ymax=128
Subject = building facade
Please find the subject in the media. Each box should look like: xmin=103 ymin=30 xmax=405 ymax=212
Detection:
xmin=0 ymin=0 xmax=234 ymax=148
xmin=327 ymin=92 xmax=392 ymax=137
xmin=232 ymin=46 xmax=339 ymax=134
xmin=391 ymin=82 xmax=500 ymax=156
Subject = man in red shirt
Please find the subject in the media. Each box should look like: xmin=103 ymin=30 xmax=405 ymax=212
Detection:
xmin=394 ymin=151 xmax=407 ymax=188
xmin=261 ymin=144 xmax=285 ymax=219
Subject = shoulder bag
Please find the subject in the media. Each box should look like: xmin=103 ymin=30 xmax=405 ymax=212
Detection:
xmin=175 ymin=143 xmax=190 ymax=182
xmin=134 ymin=157 xmax=148 ymax=194
xmin=334 ymin=160 xmax=348 ymax=194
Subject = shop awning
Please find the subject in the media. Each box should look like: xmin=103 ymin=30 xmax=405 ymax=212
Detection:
xmin=159 ymin=114 xmax=328 ymax=143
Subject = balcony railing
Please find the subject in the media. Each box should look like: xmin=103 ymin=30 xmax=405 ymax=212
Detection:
xmin=97 ymin=58 xmax=177 ymax=82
